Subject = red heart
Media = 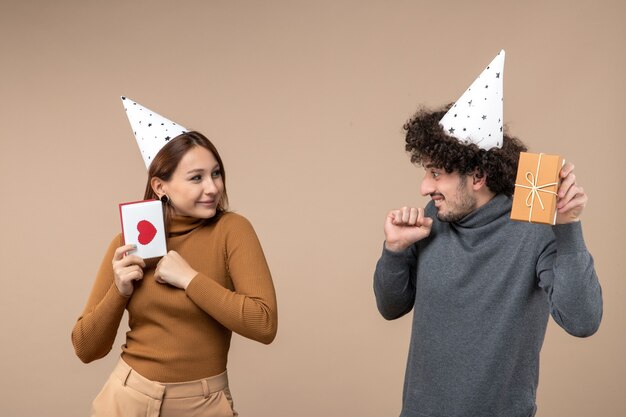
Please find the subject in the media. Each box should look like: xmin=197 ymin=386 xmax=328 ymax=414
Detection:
xmin=137 ymin=220 xmax=157 ymax=245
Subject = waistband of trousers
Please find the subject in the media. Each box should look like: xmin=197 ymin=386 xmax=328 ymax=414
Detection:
xmin=112 ymin=358 xmax=229 ymax=400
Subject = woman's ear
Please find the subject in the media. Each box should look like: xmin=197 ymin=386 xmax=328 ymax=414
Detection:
xmin=150 ymin=177 xmax=166 ymax=197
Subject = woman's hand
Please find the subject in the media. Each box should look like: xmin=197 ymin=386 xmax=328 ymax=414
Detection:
xmin=154 ymin=250 xmax=198 ymax=290
xmin=112 ymin=244 xmax=146 ymax=296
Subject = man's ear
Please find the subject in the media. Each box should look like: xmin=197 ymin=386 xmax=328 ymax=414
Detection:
xmin=471 ymin=171 xmax=487 ymax=191
xmin=150 ymin=177 xmax=167 ymax=197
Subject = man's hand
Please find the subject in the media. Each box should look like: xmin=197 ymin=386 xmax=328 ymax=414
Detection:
xmin=384 ymin=207 xmax=433 ymax=252
xmin=556 ymin=162 xmax=587 ymax=224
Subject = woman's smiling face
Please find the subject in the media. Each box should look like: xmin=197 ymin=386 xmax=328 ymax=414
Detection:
xmin=161 ymin=146 xmax=224 ymax=219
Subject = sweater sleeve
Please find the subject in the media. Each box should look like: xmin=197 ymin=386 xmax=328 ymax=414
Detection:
xmin=537 ymin=221 xmax=603 ymax=337
xmin=373 ymin=243 xmax=417 ymax=320
xmin=71 ymin=235 xmax=130 ymax=362
xmin=185 ymin=216 xmax=277 ymax=344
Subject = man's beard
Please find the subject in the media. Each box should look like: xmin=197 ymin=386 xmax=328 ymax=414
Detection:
xmin=435 ymin=177 xmax=477 ymax=223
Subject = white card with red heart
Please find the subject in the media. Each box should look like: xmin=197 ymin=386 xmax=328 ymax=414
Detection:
xmin=119 ymin=200 xmax=167 ymax=259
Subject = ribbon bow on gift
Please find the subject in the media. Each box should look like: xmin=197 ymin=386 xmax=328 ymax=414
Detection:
xmin=514 ymin=153 xmax=559 ymax=223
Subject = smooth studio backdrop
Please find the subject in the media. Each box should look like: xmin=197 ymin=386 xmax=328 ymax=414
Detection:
xmin=1 ymin=1 xmax=624 ymax=416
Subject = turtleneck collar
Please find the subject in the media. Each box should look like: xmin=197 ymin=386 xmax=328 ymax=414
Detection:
xmin=167 ymin=214 xmax=206 ymax=237
xmin=453 ymin=193 xmax=512 ymax=229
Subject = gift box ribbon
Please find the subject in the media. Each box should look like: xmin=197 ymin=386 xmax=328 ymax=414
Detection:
xmin=515 ymin=153 xmax=558 ymax=222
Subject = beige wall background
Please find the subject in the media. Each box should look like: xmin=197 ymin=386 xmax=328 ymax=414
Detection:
xmin=1 ymin=1 xmax=624 ymax=416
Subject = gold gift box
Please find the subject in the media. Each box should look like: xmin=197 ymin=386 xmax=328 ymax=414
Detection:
xmin=511 ymin=152 xmax=564 ymax=225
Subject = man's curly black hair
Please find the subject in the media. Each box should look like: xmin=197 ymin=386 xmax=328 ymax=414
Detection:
xmin=404 ymin=104 xmax=527 ymax=196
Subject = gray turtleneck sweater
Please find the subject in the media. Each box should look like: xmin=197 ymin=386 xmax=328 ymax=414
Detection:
xmin=374 ymin=194 xmax=602 ymax=417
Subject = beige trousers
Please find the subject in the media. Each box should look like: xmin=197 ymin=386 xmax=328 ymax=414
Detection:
xmin=91 ymin=359 xmax=238 ymax=417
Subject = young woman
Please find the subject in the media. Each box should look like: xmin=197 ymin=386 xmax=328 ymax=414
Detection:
xmin=72 ymin=131 xmax=277 ymax=417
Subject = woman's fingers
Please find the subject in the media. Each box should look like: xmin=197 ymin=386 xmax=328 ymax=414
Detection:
xmin=112 ymin=245 xmax=146 ymax=296
xmin=113 ymin=244 xmax=136 ymax=261
xmin=113 ymin=246 xmax=145 ymax=269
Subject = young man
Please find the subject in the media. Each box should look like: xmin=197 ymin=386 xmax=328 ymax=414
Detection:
xmin=374 ymin=52 xmax=602 ymax=417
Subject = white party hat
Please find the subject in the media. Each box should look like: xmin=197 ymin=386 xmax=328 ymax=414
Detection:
xmin=121 ymin=96 xmax=188 ymax=169
xmin=439 ymin=50 xmax=505 ymax=150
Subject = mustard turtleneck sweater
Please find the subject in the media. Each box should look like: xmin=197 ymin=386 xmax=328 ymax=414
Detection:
xmin=72 ymin=212 xmax=277 ymax=382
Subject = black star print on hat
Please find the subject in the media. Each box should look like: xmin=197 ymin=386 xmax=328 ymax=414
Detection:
xmin=439 ymin=49 xmax=505 ymax=150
